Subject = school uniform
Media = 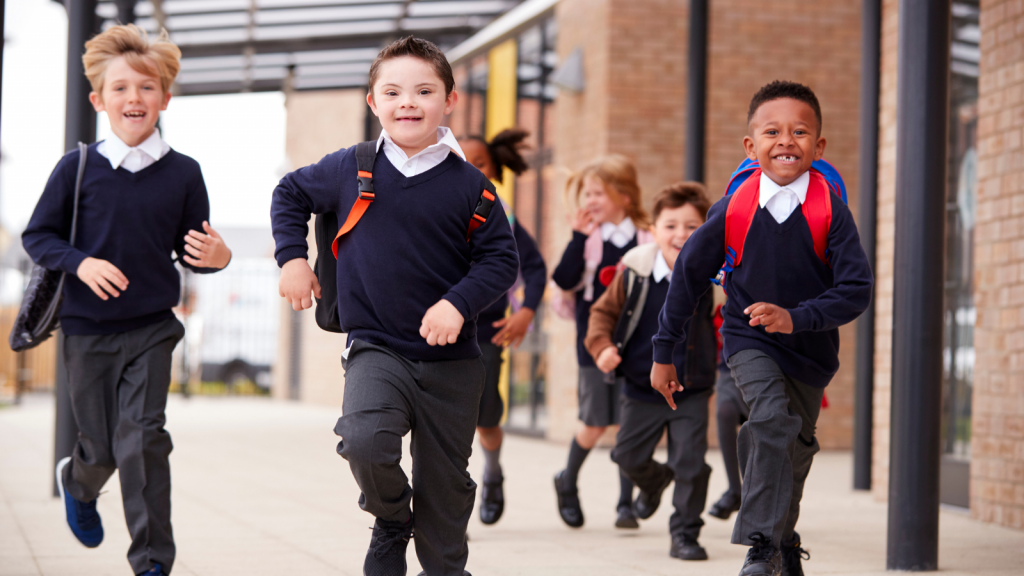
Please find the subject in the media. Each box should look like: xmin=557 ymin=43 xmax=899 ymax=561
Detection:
xmin=653 ymin=170 xmax=873 ymax=548
xmin=585 ymin=243 xmax=716 ymax=542
xmin=475 ymin=222 xmax=547 ymax=429
xmin=551 ymin=219 xmax=639 ymax=426
xmin=271 ymin=127 xmax=519 ymax=576
xmin=22 ymin=132 xmax=223 ymax=575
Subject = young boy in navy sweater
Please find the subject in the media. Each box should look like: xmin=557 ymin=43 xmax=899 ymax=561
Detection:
xmin=22 ymin=25 xmax=231 ymax=576
xmin=271 ymin=37 xmax=518 ymax=576
xmin=586 ymin=183 xmax=717 ymax=561
xmin=651 ymin=81 xmax=873 ymax=576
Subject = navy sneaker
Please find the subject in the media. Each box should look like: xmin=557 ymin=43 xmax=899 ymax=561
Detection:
xmin=364 ymin=516 xmax=413 ymax=576
xmin=56 ymin=457 xmax=103 ymax=548
xmin=138 ymin=563 xmax=166 ymax=576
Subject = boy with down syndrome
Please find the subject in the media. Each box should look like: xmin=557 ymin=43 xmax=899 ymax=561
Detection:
xmin=272 ymin=37 xmax=518 ymax=576
xmin=23 ymin=24 xmax=232 ymax=576
xmin=651 ymin=81 xmax=873 ymax=576
xmin=585 ymin=183 xmax=717 ymax=561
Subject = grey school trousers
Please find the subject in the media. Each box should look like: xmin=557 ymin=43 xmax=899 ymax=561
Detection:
xmin=61 ymin=317 xmax=185 ymax=575
xmin=726 ymin=349 xmax=824 ymax=548
xmin=335 ymin=339 xmax=485 ymax=576
xmin=611 ymin=390 xmax=713 ymax=541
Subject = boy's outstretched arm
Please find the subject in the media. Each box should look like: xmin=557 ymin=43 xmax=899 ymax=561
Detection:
xmin=491 ymin=223 xmax=547 ymax=348
xmin=174 ymin=173 xmax=231 ymax=274
xmin=422 ymin=195 xmax=519 ymax=346
xmin=22 ymin=154 xmax=92 ymax=276
xmin=780 ymin=199 xmax=873 ymax=333
xmin=650 ymin=198 xmax=727 ymax=408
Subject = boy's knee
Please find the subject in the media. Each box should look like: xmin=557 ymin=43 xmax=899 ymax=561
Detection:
xmin=334 ymin=412 xmax=402 ymax=469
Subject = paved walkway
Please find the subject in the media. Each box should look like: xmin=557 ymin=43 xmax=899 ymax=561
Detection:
xmin=1 ymin=394 xmax=1021 ymax=576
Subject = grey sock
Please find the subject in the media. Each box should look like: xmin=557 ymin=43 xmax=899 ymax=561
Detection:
xmin=482 ymin=443 xmax=503 ymax=483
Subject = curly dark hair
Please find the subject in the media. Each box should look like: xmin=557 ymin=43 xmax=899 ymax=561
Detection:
xmin=747 ymin=80 xmax=822 ymax=132
xmin=465 ymin=128 xmax=531 ymax=183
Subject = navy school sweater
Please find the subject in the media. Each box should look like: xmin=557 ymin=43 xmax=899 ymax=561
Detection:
xmin=477 ymin=222 xmax=547 ymax=343
xmin=21 ymin=143 xmax=221 ymax=335
xmin=552 ymin=231 xmax=637 ymax=366
xmin=271 ymin=148 xmax=519 ymax=362
xmin=653 ymin=190 xmax=873 ymax=388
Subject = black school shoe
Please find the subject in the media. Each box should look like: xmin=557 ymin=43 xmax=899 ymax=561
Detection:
xmin=670 ymin=535 xmax=708 ymax=561
xmin=738 ymin=532 xmax=782 ymax=576
xmin=708 ymin=491 xmax=742 ymax=520
xmin=479 ymin=477 xmax=505 ymax=525
xmin=780 ymin=532 xmax=810 ymax=576
xmin=615 ymin=504 xmax=639 ymax=529
xmin=632 ymin=464 xmax=674 ymax=520
xmin=364 ymin=516 xmax=413 ymax=576
xmin=553 ymin=470 xmax=584 ymax=528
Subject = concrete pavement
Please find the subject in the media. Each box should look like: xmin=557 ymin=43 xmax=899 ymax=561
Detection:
xmin=1 ymin=394 xmax=1021 ymax=575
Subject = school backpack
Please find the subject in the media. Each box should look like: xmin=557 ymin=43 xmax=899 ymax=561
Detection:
xmin=712 ymin=158 xmax=848 ymax=288
xmin=312 ymin=141 xmax=498 ymax=333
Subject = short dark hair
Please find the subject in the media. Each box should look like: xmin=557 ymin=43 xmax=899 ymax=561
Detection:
xmin=652 ymin=182 xmax=711 ymax=222
xmin=747 ymin=80 xmax=822 ymax=132
xmin=368 ymin=36 xmax=455 ymax=96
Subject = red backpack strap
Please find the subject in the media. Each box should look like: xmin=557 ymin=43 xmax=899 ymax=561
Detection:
xmin=331 ymin=141 xmax=377 ymax=257
xmin=724 ymin=169 xmax=762 ymax=268
xmin=466 ymin=185 xmax=497 ymax=242
xmin=800 ymin=169 xmax=834 ymax=266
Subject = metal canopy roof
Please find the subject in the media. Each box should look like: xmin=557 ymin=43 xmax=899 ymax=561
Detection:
xmin=95 ymin=0 xmax=523 ymax=96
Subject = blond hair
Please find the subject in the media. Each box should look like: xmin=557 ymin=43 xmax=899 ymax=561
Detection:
xmin=565 ymin=154 xmax=651 ymax=229
xmin=83 ymin=24 xmax=181 ymax=94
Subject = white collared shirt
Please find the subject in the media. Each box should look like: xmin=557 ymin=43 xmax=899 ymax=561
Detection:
xmin=600 ymin=217 xmax=637 ymax=249
xmin=376 ymin=126 xmax=465 ymax=177
xmin=653 ymin=249 xmax=672 ymax=283
xmin=759 ymin=170 xmax=810 ymax=224
xmin=96 ymin=129 xmax=170 ymax=173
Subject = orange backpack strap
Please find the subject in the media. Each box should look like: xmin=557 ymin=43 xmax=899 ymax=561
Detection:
xmin=331 ymin=141 xmax=378 ymax=258
xmin=466 ymin=183 xmax=498 ymax=242
xmin=800 ymin=169 xmax=834 ymax=266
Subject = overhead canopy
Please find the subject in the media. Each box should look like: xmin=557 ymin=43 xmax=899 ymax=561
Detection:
xmin=95 ymin=0 xmax=523 ymax=95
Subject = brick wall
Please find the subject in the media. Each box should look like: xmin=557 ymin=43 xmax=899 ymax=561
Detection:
xmin=971 ymin=0 xmax=1024 ymax=530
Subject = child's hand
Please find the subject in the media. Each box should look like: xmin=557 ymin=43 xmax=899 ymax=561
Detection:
xmin=595 ymin=346 xmax=622 ymax=373
xmin=745 ymin=302 xmax=793 ymax=334
xmin=491 ymin=308 xmax=535 ymax=348
xmin=183 ymin=221 xmax=232 ymax=269
xmin=76 ymin=257 xmax=128 ymax=301
xmin=650 ymin=362 xmax=683 ymax=410
xmin=279 ymin=258 xmax=321 ymax=311
xmin=420 ymin=299 xmax=465 ymax=346
xmin=570 ymin=207 xmax=597 ymax=235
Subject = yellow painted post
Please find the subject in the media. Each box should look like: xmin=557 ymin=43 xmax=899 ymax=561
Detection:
xmin=485 ymin=38 xmax=518 ymax=425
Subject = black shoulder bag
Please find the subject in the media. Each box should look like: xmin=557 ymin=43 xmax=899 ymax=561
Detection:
xmin=9 ymin=142 xmax=88 ymax=352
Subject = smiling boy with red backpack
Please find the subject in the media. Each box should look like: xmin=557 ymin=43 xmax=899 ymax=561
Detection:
xmin=651 ymin=81 xmax=873 ymax=576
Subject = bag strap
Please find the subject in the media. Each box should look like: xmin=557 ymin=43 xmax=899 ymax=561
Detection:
xmin=800 ymin=170 xmax=834 ymax=266
xmin=331 ymin=141 xmax=378 ymax=257
xmin=69 ymin=142 xmax=88 ymax=247
xmin=466 ymin=182 xmax=497 ymax=242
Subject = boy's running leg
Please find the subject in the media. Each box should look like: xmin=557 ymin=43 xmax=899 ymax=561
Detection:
xmin=110 ymin=318 xmax=184 ymax=575
xmin=611 ymin=396 xmax=672 ymax=521
xmin=666 ymin=389 xmax=712 ymax=559
xmin=410 ymin=356 xmax=485 ymax=576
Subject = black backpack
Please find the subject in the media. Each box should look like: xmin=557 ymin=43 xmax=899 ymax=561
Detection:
xmin=311 ymin=141 xmax=498 ymax=333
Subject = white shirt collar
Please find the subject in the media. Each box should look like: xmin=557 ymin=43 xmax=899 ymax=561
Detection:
xmin=376 ymin=126 xmax=465 ymax=161
xmin=600 ymin=217 xmax=637 ymax=249
xmin=759 ymin=170 xmax=810 ymax=208
xmin=653 ymin=249 xmax=672 ymax=283
xmin=101 ymin=129 xmax=168 ymax=171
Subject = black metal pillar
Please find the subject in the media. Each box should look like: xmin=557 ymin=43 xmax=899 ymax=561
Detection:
xmin=887 ymin=0 xmax=950 ymax=570
xmin=853 ymin=0 xmax=881 ymax=492
xmin=54 ymin=0 xmax=99 ymax=497
xmin=684 ymin=0 xmax=707 ymax=183
xmin=114 ymin=0 xmax=136 ymax=24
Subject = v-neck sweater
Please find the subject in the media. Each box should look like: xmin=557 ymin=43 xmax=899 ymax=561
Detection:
xmin=653 ymin=190 xmax=873 ymax=388
xmin=271 ymin=146 xmax=520 ymax=362
xmin=22 ymin=142 xmax=220 ymax=335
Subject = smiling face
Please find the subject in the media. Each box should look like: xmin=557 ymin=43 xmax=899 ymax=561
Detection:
xmin=581 ymin=175 xmax=629 ymax=225
xmin=743 ymin=97 xmax=826 ymax=186
xmin=89 ymin=55 xmax=170 ymax=147
xmin=368 ymin=55 xmax=458 ymax=158
xmin=654 ymin=203 xmax=704 ymax=270
xmin=460 ymin=138 xmax=496 ymax=180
